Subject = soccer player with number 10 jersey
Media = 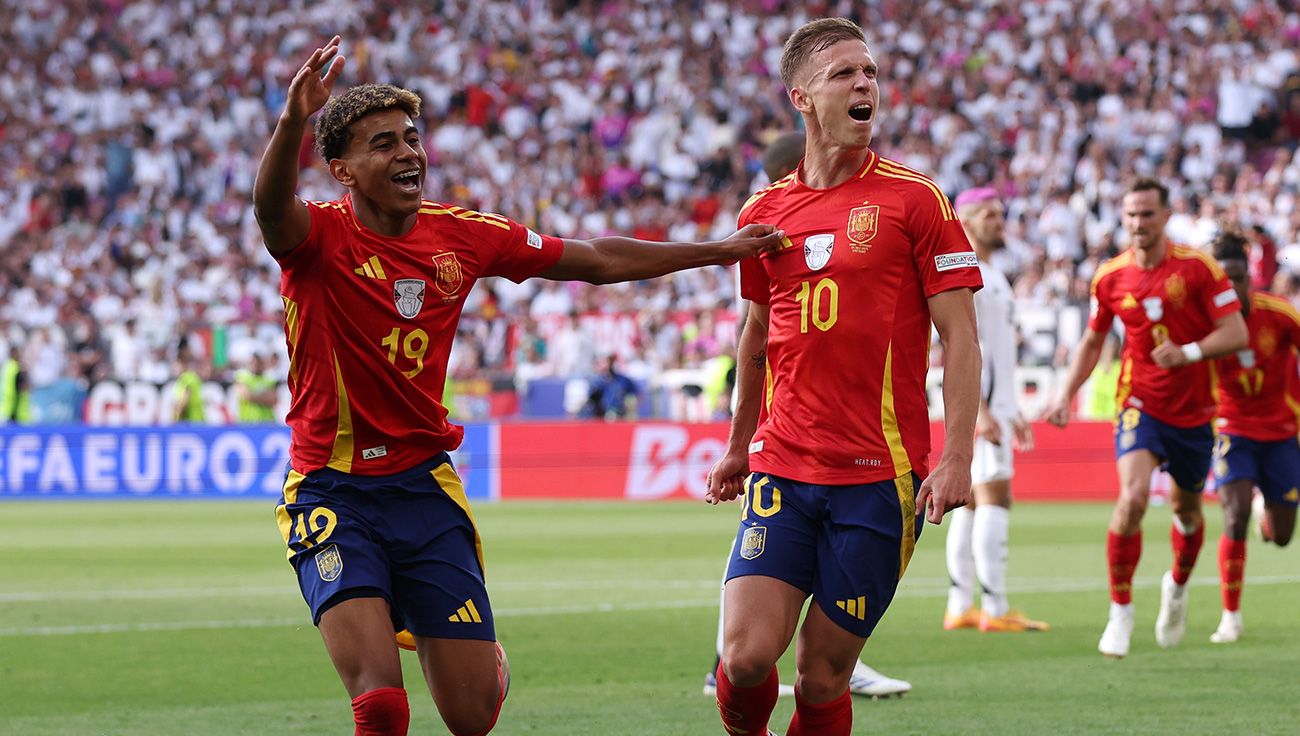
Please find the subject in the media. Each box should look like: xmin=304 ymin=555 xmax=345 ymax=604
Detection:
xmin=1047 ymin=179 xmax=1248 ymax=658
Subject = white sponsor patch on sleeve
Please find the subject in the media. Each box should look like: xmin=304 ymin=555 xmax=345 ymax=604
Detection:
xmin=526 ymin=228 xmax=543 ymax=249
xmin=1089 ymin=296 xmax=1099 ymax=318
xmin=748 ymin=440 xmax=764 ymax=453
xmin=1214 ymin=288 xmax=1239 ymax=307
xmin=934 ymin=252 xmax=978 ymax=272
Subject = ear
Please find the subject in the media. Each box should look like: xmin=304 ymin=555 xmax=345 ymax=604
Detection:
xmin=329 ymin=158 xmax=355 ymax=187
xmin=789 ymin=85 xmax=813 ymax=115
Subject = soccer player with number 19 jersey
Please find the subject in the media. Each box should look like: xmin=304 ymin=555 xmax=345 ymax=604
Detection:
xmin=705 ymin=18 xmax=982 ymax=736
xmin=1047 ymin=179 xmax=1247 ymax=659
xmin=1206 ymin=232 xmax=1300 ymax=645
xmin=252 ymin=37 xmax=782 ymax=736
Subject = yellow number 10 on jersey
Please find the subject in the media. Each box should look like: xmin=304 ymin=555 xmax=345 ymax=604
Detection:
xmin=796 ymin=277 xmax=839 ymax=333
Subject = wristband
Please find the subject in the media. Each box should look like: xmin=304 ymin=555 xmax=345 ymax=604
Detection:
xmin=1180 ymin=342 xmax=1203 ymax=362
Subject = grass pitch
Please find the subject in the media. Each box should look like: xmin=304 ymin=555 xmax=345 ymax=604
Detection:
xmin=2 ymin=499 xmax=1298 ymax=735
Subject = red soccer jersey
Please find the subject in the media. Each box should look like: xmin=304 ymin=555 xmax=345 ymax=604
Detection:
xmin=1089 ymin=244 xmax=1240 ymax=427
xmin=276 ymin=195 xmax=562 ymax=475
xmin=737 ymin=151 xmax=982 ymax=484
xmin=1212 ymin=291 xmax=1300 ymax=441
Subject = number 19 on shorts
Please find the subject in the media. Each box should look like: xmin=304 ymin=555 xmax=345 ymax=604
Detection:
xmin=796 ymin=278 xmax=839 ymax=333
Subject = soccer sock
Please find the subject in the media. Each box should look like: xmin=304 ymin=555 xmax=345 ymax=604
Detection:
xmin=1106 ymin=530 xmax=1142 ymax=605
xmin=786 ymin=687 xmax=852 ymax=736
xmin=351 ymin=687 xmax=409 ymax=736
xmin=973 ymin=505 xmax=1011 ymax=617
xmin=945 ymin=505 xmax=976 ymax=614
xmin=715 ymin=663 xmax=778 ymax=736
xmin=1170 ymin=519 xmax=1204 ymax=585
xmin=1218 ymin=535 xmax=1247 ymax=613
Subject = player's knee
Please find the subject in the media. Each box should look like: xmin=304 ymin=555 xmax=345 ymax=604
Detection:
xmin=352 ymin=687 xmax=410 ymax=736
xmin=793 ymin=668 xmax=850 ymax=703
xmin=1272 ymin=528 xmax=1293 ymax=547
xmin=442 ymin=689 xmax=502 ymax=736
xmin=722 ymin=650 xmax=777 ymax=688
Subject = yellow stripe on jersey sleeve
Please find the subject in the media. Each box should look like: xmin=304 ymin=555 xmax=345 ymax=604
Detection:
xmin=738 ymin=174 xmax=796 ymax=222
xmin=1252 ymin=293 xmax=1300 ymax=330
xmin=326 ymin=351 xmax=355 ymax=474
xmin=282 ymin=296 xmax=302 ymax=385
xmin=1170 ymin=244 xmax=1227 ymax=280
xmin=874 ymin=160 xmax=955 ymax=221
xmin=1091 ymin=250 xmax=1134 ymax=292
xmin=419 ymin=205 xmax=512 ymax=230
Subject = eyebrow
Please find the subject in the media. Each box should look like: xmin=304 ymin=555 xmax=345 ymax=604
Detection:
xmin=367 ymin=126 xmax=419 ymax=146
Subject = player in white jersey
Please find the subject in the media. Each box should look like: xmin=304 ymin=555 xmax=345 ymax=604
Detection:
xmin=942 ymin=188 xmax=1049 ymax=633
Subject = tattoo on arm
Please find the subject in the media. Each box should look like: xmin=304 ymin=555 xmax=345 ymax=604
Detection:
xmin=749 ymin=349 xmax=766 ymax=370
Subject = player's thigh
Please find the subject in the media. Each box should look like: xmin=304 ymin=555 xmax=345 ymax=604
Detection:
xmin=318 ymin=596 xmax=404 ymax=698
xmin=1157 ymin=420 xmax=1214 ymax=494
xmin=794 ymin=596 xmax=867 ymax=697
xmin=416 ymin=636 xmax=503 ymax=733
xmin=810 ymin=473 xmax=921 ymax=641
xmin=1258 ymin=438 xmax=1300 ymax=544
xmin=721 ymin=575 xmax=807 ymax=679
xmin=386 ymin=460 xmax=497 ymax=642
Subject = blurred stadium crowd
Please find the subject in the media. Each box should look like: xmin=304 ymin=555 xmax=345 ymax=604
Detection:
xmin=2 ymin=0 xmax=1299 ymax=422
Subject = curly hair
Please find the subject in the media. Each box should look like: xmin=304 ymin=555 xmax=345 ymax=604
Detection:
xmin=313 ymin=83 xmax=422 ymax=161
xmin=1211 ymin=229 xmax=1249 ymax=263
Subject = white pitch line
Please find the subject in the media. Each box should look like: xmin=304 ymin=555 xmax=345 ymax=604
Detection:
xmin=3 ymin=574 xmax=1299 ymax=638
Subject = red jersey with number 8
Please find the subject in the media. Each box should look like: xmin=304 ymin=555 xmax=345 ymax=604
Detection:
xmin=1089 ymin=245 xmax=1240 ymax=428
xmin=737 ymin=151 xmax=981 ymax=485
xmin=276 ymin=195 xmax=562 ymax=475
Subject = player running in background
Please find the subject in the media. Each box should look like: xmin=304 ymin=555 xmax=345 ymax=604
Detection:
xmin=706 ymin=18 xmax=982 ymax=736
xmin=703 ymin=130 xmax=912 ymax=701
xmin=1207 ymin=231 xmax=1300 ymax=644
xmin=253 ymin=37 xmax=782 ymax=736
xmin=942 ymin=188 xmax=1048 ymax=634
xmin=1046 ymin=179 xmax=1247 ymax=658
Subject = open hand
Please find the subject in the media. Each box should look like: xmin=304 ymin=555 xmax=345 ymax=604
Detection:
xmin=284 ymin=36 xmax=346 ymax=124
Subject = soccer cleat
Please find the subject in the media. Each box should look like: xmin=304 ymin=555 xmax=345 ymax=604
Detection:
xmin=848 ymin=661 xmax=911 ymax=698
xmin=1210 ymin=610 xmax=1243 ymax=644
xmin=1098 ymin=602 xmax=1135 ymax=658
xmin=395 ymin=629 xmax=416 ymax=651
xmin=943 ymin=607 xmax=981 ymax=630
xmin=1155 ymin=571 xmax=1189 ymax=648
xmin=979 ymin=609 xmax=1050 ymax=633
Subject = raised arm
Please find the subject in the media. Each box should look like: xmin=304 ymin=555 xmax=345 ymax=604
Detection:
xmin=917 ymin=288 xmax=980 ymax=523
xmin=538 ymin=224 xmax=784 ymax=284
xmin=252 ymin=37 xmax=345 ymax=256
xmin=705 ymin=301 xmax=770 ymax=504
xmin=1045 ymin=326 xmax=1108 ymax=427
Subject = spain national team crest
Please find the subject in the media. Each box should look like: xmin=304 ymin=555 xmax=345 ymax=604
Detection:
xmin=739 ymin=526 xmax=767 ymax=560
xmin=315 ymin=544 xmax=343 ymax=582
xmin=1257 ymin=327 xmax=1277 ymax=358
xmin=803 ymin=234 xmax=834 ymax=271
xmin=1164 ymin=273 xmax=1187 ymax=308
xmin=393 ymin=279 xmax=426 ymax=319
xmin=846 ymin=205 xmax=879 ymax=253
xmin=432 ymin=252 xmax=464 ymax=297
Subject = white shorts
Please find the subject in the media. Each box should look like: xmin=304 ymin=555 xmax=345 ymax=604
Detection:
xmin=971 ymin=417 xmax=1014 ymax=485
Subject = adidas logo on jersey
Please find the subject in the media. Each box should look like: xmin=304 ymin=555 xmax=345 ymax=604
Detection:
xmin=448 ymin=599 xmax=483 ymax=623
xmin=354 ymin=255 xmax=387 ymax=279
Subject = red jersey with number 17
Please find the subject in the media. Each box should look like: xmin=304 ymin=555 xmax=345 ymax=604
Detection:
xmin=737 ymin=150 xmax=982 ymax=485
xmin=275 ymin=195 xmax=562 ymax=475
xmin=1212 ymin=291 xmax=1300 ymax=441
xmin=1089 ymin=244 xmax=1240 ymax=427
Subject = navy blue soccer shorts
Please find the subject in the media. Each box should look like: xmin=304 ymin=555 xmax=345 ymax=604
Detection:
xmin=724 ymin=471 xmax=924 ymax=639
xmin=1214 ymin=433 xmax=1300 ymax=506
xmin=1114 ymin=407 xmax=1213 ymax=492
xmin=275 ymin=453 xmax=494 ymax=641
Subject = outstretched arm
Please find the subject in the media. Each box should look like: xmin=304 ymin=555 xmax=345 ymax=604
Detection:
xmin=253 ymin=36 xmax=345 ymax=256
xmin=706 ymin=302 xmax=770 ymax=504
xmin=1045 ymin=327 xmax=1107 ymax=427
xmin=917 ymin=288 xmax=980 ymax=523
xmin=539 ymin=224 xmax=783 ymax=284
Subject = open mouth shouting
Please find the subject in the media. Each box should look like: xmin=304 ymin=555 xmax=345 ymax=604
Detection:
xmin=392 ymin=167 xmax=422 ymax=194
xmin=849 ymin=103 xmax=874 ymax=124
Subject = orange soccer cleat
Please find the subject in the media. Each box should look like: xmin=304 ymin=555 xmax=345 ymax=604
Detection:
xmin=979 ymin=609 xmax=1050 ymax=632
xmin=943 ymin=607 xmax=981 ymax=630
xmin=395 ymin=629 xmax=416 ymax=651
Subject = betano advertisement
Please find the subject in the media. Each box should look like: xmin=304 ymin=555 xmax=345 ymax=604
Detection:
xmin=0 ymin=421 xmax=1131 ymax=501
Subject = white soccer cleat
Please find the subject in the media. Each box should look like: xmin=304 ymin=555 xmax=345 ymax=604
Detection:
xmin=1155 ymin=571 xmax=1189 ymax=648
xmin=1098 ymin=602 xmax=1135 ymax=658
xmin=1210 ymin=610 xmax=1243 ymax=644
xmin=848 ymin=661 xmax=911 ymax=698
